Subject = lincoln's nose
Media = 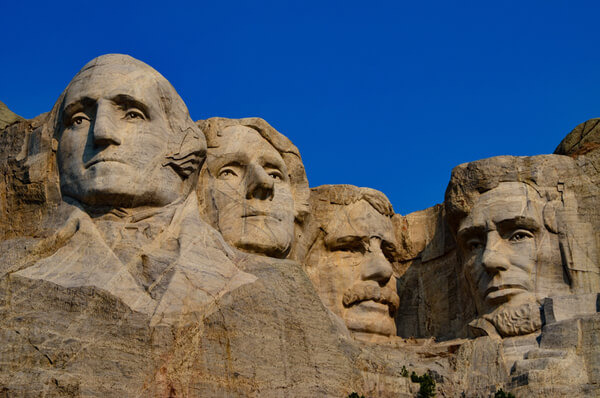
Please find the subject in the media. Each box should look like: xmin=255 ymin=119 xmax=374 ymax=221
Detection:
xmin=481 ymin=232 xmax=510 ymax=274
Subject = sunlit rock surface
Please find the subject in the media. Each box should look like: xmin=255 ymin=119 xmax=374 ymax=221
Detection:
xmin=1 ymin=55 xmax=598 ymax=397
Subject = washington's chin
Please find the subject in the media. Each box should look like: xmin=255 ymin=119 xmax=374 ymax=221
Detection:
xmin=343 ymin=301 xmax=396 ymax=337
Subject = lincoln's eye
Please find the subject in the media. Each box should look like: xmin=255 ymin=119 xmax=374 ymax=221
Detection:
xmin=509 ymin=230 xmax=534 ymax=242
xmin=466 ymin=239 xmax=483 ymax=251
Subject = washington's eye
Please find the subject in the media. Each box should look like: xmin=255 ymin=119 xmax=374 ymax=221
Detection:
xmin=509 ymin=230 xmax=534 ymax=242
xmin=124 ymin=109 xmax=145 ymax=120
xmin=218 ymin=168 xmax=238 ymax=179
xmin=71 ymin=113 xmax=90 ymax=126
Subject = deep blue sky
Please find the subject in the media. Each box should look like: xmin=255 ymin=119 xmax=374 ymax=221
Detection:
xmin=3 ymin=1 xmax=600 ymax=214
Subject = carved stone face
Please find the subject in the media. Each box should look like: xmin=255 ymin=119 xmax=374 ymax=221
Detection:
xmin=205 ymin=125 xmax=295 ymax=258
xmin=57 ymin=64 xmax=185 ymax=208
xmin=305 ymin=200 xmax=399 ymax=338
xmin=457 ymin=182 xmax=552 ymax=315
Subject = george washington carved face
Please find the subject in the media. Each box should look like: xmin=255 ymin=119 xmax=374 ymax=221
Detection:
xmin=56 ymin=55 xmax=202 ymax=208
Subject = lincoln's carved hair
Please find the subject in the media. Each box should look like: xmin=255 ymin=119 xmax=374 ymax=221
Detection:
xmin=198 ymin=117 xmax=310 ymax=222
xmin=445 ymin=154 xmax=600 ymax=293
xmin=46 ymin=54 xmax=206 ymax=178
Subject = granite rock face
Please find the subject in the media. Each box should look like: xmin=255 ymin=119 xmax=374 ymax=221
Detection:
xmin=1 ymin=54 xmax=599 ymax=397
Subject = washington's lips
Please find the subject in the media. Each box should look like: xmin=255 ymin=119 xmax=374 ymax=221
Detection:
xmin=342 ymin=282 xmax=399 ymax=315
xmin=85 ymin=157 xmax=127 ymax=168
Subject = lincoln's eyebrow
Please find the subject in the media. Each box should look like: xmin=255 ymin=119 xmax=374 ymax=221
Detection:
xmin=457 ymin=225 xmax=486 ymax=242
xmin=496 ymin=216 xmax=540 ymax=232
xmin=111 ymin=94 xmax=151 ymax=119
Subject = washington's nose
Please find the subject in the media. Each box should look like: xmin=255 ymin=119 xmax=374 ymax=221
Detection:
xmin=245 ymin=163 xmax=275 ymax=200
xmin=361 ymin=242 xmax=393 ymax=285
xmin=481 ymin=232 xmax=510 ymax=274
xmin=92 ymin=103 xmax=121 ymax=147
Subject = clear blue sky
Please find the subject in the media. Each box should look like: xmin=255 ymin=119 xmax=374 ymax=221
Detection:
xmin=3 ymin=1 xmax=600 ymax=214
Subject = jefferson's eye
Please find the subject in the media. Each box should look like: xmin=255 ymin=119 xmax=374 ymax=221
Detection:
xmin=509 ymin=230 xmax=534 ymax=242
xmin=124 ymin=109 xmax=145 ymax=120
xmin=218 ymin=168 xmax=238 ymax=179
xmin=268 ymin=171 xmax=283 ymax=180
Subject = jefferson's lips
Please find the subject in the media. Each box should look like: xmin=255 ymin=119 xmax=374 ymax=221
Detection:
xmin=242 ymin=211 xmax=282 ymax=221
xmin=85 ymin=157 xmax=127 ymax=168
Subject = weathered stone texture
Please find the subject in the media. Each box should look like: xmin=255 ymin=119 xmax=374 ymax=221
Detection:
xmin=1 ymin=54 xmax=599 ymax=397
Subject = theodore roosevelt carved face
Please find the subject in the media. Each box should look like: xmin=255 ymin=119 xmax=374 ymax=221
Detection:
xmin=304 ymin=186 xmax=400 ymax=339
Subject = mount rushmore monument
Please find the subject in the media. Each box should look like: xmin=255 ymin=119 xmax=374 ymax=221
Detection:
xmin=0 ymin=54 xmax=599 ymax=397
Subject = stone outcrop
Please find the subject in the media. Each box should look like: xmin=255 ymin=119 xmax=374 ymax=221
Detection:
xmin=1 ymin=54 xmax=599 ymax=397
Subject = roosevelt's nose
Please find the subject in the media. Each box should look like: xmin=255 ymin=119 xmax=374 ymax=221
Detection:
xmin=92 ymin=102 xmax=121 ymax=147
xmin=245 ymin=163 xmax=275 ymax=200
xmin=481 ymin=231 xmax=510 ymax=274
xmin=361 ymin=239 xmax=394 ymax=285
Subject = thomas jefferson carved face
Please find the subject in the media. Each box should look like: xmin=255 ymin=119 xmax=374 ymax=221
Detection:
xmin=305 ymin=200 xmax=399 ymax=338
xmin=457 ymin=182 xmax=567 ymax=317
xmin=204 ymin=125 xmax=295 ymax=258
xmin=57 ymin=62 xmax=188 ymax=208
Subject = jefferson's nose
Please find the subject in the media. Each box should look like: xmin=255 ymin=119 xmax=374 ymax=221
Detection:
xmin=92 ymin=102 xmax=121 ymax=147
xmin=481 ymin=232 xmax=510 ymax=274
xmin=245 ymin=163 xmax=274 ymax=200
xmin=361 ymin=239 xmax=393 ymax=285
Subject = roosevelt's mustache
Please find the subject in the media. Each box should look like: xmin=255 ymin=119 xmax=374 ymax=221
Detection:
xmin=342 ymin=282 xmax=400 ymax=315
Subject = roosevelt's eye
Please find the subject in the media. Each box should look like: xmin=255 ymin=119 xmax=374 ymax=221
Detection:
xmin=218 ymin=168 xmax=238 ymax=180
xmin=509 ymin=230 xmax=534 ymax=242
xmin=71 ymin=113 xmax=90 ymax=126
xmin=124 ymin=109 xmax=145 ymax=120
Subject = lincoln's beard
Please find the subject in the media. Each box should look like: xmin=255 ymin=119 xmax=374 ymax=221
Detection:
xmin=483 ymin=301 xmax=542 ymax=337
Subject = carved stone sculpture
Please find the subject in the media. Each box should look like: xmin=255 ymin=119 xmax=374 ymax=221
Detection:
xmin=1 ymin=53 xmax=599 ymax=397
xmin=197 ymin=117 xmax=309 ymax=258
xmin=302 ymin=184 xmax=400 ymax=340
xmin=445 ymin=155 xmax=600 ymax=338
